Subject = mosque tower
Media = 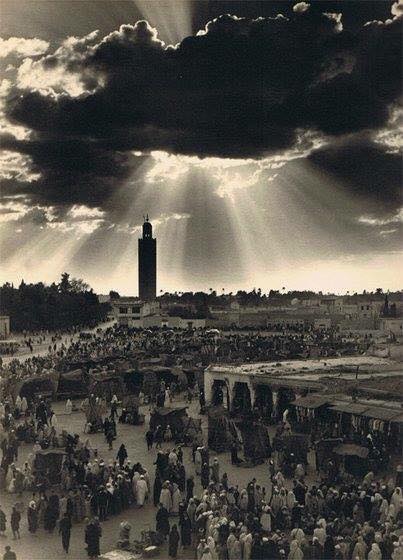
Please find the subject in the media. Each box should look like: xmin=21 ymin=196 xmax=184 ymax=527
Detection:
xmin=138 ymin=215 xmax=157 ymax=301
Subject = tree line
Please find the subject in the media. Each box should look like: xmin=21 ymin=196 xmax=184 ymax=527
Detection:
xmin=1 ymin=273 xmax=110 ymax=332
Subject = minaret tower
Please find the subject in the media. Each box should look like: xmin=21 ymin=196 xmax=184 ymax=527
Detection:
xmin=138 ymin=215 xmax=157 ymax=300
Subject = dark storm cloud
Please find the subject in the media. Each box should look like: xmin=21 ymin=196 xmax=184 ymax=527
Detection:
xmin=0 ymin=132 xmax=147 ymax=208
xmin=308 ymin=138 xmax=402 ymax=215
xmin=1 ymin=4 xmax=402 ymax=213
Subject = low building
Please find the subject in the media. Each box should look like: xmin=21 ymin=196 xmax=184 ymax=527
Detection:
xmin=380 ymin=317 xmax=403 ymax=338
xmin=111 ymin=299 xmax=206 ymax=329
xmin=111 ymin=298 xmax=160 ymax=326
xmin=204 ymin=356 xmax=402 ymax=416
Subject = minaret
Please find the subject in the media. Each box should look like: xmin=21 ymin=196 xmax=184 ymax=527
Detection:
xmin=138 ymin=215 xmax=157 ymax=301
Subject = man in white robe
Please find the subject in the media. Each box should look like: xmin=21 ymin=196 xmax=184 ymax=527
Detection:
xmin=136 ymin=475 xmax=148 ymax=506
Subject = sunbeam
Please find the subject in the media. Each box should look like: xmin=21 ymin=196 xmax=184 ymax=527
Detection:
xmin=131 ymin=0 xmax=192 ymax=45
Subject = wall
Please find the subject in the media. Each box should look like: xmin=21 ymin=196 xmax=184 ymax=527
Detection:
xmin=380 ymin=318 xmax=403 ymax=337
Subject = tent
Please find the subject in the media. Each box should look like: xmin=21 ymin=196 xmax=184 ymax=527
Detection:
xmin=14 ymin=374 xmax=59 ymax=401
xmin=333 ymin=443 xmax=369 ymax=459
xmin=57 ymin=369 xmax=88 ymax=398
xmin=292 ymin=394 xmax=331 ymax=409
xmin=208 ymin=405 xmax=238 ymax=452
xmin=181 ymin=416 xmax=202 ymax=445
xmin=149 ymin=407 xmax=188 ymax=436
xmin=315 ymin=438 xmax=343 ymax=470
xmin=238 ymin=420 xmax=271 ymax=463
xmin=281 ymin=433 xmax=310 ymax=464
xmin=333 ymin=443 xmax=369 ymax=477
xmin=33 ymin=449 xmax=66 ymax=485
xmin=90 ymin=374 xmax=126 ymax=400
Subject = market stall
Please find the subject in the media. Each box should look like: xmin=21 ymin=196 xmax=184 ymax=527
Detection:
xmin=149 ymin=407 xmax=189 ymax=439
xmin=291 ymin=394 xmax=333 ymax=433
xmin=208 ymin=405 xmax=239 ymax=452
xmin=333 ymin=443 xmax=369 ymax=478
xmin=33 ymin=448 xmax=66 ymax=486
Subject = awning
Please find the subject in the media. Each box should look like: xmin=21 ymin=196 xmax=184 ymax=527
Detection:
xmin=152 ymin=407 xmax=188 ymax=416
xmin=292 ymin=394 xmax=331 ymax=409
xmin=391 ymin=414 xmax=403 ymax=424
xmin=35 ymin=449 xmax=66 ymax=456
xmin=331 ymin=402 xmax=402 ymax=421
xmin=330 ymin=403 xmax=371 ymax=415
xmin=360 ymin=407 xmax=402 ymax=421
xmin=333 ymin=444 xmax=369 ymax=459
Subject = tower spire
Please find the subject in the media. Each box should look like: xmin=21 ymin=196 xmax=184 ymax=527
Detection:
xmin=138 ymin=215 xmax=156 ymax=300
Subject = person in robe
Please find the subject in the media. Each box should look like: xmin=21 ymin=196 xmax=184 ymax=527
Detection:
xmin=171 ymin=483 xmax=181 ymax=515
xmin=179 ymin=510 xmax=192 ymax=548
xmin=169 ymin=524 xmax=180 ymax=558
xmin=65 ymin=399 xmax=73 ymax=415
xmin=201 ymin=463 xmax=210 ymax=489
xmin=85 ymin=517 xmax=102 ymax=559
xmin=27 ymin=501 xmax=38 ymax=534
xmin=59 ymin=512 xmax=72 ymax=554
xmin=211 ymin=459 xmax=220 ymax=484
xmin=156 ymin=503 xmax=170 ymax=539
xmin=195 ymin=448 xmax=203 ymax=475
xmin=136 ymin=475 xmax=148 ymax=506
xmin=10 ymin=507 xmax=20 ymax=540
xmin=0 ymin=506 xmax=6 ymax=536
xmin=116 ymin=444 xmax=128 ymax=469
xmin=288 ymin=539 xmax=303 ymax=560
xmin=160 ymin=482 xmax=172 ymax=513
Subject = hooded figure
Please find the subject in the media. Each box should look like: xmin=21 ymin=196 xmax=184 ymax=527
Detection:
xmin=160 ymin=482 xmax=173 ymax=513
xmin=85 ymin=518 xmax=102 ymax=558
xmin=195 ymin=448 xmax=203 ymax=475
xmin=368 ymin=542 xmax=382 ymax=560
xmin=227 ymin=532 xmax=240 ymax=560
xmin=171 ymin=483 xmax=181 ymax=515
xmin=156 ymin=503 xmax=170 ymax=537
xmin=169 ymin=525 xmax=180 ymax=558
xmin=136 ymin=475 xmax=148 ymax=506
xmin=180 ymin=511 xmax=192 ymax=547
xmin=260 ymin=505 xmax=272 ymax=533
xmin=288 ymin=539 xmax=303 ymax=560
xmin=211 ymin=459 xmax=220 ymax=484
xmin=27 ymin=501 xmax=38 ymax=534
xmin=352 ymin=536 xmax=367 ymax=560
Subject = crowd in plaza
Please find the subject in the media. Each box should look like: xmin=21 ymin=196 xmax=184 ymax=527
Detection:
xmin=0 ymin=325 xmax=401 ymax=559
xmin=0 ymin=381 xmax=402 ymax=559
xmin=0 ymin=324 xmax=361 ymax=392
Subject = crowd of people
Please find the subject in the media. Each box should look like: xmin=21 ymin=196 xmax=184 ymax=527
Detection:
xmin=0 ymin=323 xmax=362 ymax=394
xmin=0 ymin=324 xmax=401 ymax=559
xmin=0 ymin=380 xmax=401 ymax=560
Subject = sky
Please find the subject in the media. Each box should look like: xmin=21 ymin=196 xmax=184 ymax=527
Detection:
xmin=0 ymin=0 xmax=402 ymax=295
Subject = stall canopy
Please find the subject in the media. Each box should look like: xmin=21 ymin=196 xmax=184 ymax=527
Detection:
xmin=360 ymin=407 xmax=402 ymax=421
xmin=149 ymin=407 xmax=188 ymax=434
xmin=391 ymin=413 xmax=403 ymax=424
xmin=331 ymin=403 xmax=370 ymax=415
xmin=292 ymin=394 xmax=331 ymax=409
xmin=331 ymin=402 xmax=402 ymax=422
xmin=333 ymin=443 xmax=369 ymax=459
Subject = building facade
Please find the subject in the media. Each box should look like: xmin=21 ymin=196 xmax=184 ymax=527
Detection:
xmin=138 ymin=216 xmax=156 ymax=301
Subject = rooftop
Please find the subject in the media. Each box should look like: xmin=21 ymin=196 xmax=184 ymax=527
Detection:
xmin=206 ymin=355 xmax=400 ymax=378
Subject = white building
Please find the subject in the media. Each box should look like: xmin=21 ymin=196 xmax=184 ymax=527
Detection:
xmin=111 ymin=299 xmax=206 ymax=329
